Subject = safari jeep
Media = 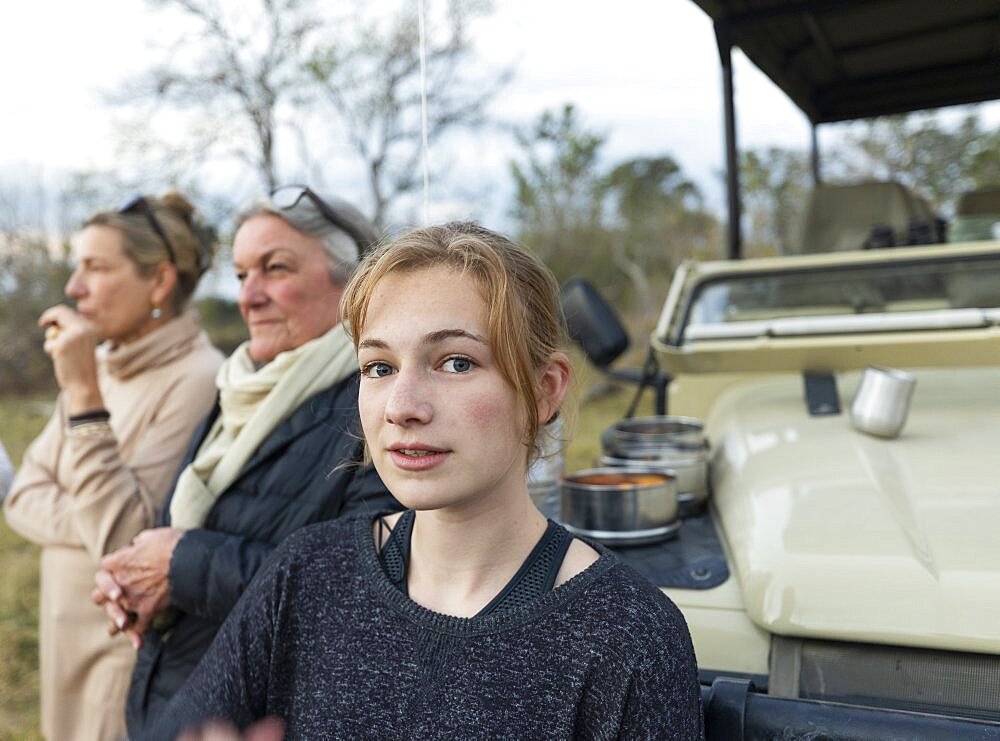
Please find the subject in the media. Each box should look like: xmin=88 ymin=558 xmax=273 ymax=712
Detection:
xmin=566 ymin=238 xmax=1000 ymax=740
xmin=564 ymin=1 xmax=1000 ymax=738
xmin=656 ymin=241 xmax=1000 ymax=738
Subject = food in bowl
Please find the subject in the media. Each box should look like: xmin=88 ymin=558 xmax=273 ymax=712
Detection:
xmin=561 ymin=467 xmax=680 ymax=546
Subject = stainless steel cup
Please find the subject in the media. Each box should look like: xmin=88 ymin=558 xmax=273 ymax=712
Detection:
xmin=850 ymin=366 xmax=917 ymax=439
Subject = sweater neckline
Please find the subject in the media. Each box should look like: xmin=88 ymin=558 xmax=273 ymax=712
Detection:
xmin=99 ymin=308 xmax=204 ymax=380
xmin=354 ymin=513 xmax=618 ymax=636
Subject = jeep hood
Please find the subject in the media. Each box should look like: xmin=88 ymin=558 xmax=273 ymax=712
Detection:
xmin=707 ymin=367 xmax=1000 ymax=653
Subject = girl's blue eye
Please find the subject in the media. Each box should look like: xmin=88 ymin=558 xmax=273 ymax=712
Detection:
xmin=363 ymin=362 xmax=394 ymax=378
xmin=442 ymin=356 xmax=474 ymax=374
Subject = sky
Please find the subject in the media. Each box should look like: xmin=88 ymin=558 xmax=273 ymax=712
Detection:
xmin=0 ymin=1 xmax=815 ymax=219
xmin=1 ymin=0 xmax=996 ymax=230
xmin=467 ymin=0 xmax=813 ymax=211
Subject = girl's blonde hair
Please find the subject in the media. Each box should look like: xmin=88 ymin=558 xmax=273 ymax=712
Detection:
xmin=341 ymin=222 xmax=569 ymax=457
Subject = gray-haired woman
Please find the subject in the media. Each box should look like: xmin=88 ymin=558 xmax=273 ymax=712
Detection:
xmin=92 ymin=186 xmax=399 ymax=738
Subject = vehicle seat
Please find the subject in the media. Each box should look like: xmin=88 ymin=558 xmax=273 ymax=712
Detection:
xmin=790 ymin=181 xmax=935 ymax=254
xmin=945 ymin=188 xmax=1000 ymax=307
xmin=949 ymin=187 xmax=1000 ymax=243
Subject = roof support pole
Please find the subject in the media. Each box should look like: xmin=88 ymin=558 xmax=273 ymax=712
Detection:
xmin=715 ymin=22 xmax=742 ymax=260
xmin=811 ymin=124 xmax=822 ymax=185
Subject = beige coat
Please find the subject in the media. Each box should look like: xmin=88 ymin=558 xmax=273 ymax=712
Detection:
xmin=4 ymin=311 xmax=223 ymax=741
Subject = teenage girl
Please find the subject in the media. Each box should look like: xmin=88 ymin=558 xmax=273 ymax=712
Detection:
xmin=157 ymin=222 xmax=704 ymax=740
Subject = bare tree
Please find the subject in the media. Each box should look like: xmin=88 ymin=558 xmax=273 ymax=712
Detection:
xmin=114 ymin=0 xmax=322 ymax=191
xmin=110 ymin=0 xmax=506 ymax=226
xmin=305 ymin=1 xmax=509 ymax=228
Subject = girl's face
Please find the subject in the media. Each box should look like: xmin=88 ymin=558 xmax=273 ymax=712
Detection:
xmin=358 ymin=266 xmax=528 ymax=512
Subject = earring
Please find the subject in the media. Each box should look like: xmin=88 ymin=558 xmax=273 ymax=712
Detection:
xmin=151 ymin=306 xmax=162 ymax=319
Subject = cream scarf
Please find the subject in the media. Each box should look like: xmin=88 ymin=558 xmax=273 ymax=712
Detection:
xmin=169 ymin=322 xmax=357 ymax=529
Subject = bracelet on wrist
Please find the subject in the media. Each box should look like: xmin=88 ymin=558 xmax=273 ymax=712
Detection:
xmin=68 ymin=408 xmax=111 ymax=427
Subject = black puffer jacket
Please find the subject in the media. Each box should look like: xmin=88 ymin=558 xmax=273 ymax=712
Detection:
xmin=126 ymin=374 xmax=397 ymax=736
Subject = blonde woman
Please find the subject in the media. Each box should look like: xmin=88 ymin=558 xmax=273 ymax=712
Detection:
xmin=4 ymin=193 xmax=223 ymax=740
xmin=152 ymin=223 xmax=704 ymax=740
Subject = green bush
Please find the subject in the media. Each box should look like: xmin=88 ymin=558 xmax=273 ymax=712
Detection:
xmin=0 ymin=240 xmax=69 ymax=396
xmin=195 ymin=296 xmax=247 ymax=356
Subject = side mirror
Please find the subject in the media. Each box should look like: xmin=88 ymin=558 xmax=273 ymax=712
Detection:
xmin=561 ymin=276 xmax=671 ymax=417
xmin=561 ymin=277 xmax=629 ymax=368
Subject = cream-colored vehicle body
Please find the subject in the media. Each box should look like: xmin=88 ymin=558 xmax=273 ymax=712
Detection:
xmin=650 ymin=241 xmax=1000 ymax=678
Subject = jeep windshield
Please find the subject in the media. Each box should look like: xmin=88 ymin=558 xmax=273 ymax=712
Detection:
xmin=681 ymin=253 xmax=1000 ymax=342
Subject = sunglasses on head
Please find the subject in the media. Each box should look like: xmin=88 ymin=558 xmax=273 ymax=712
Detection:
xmin=270 ymin=184 xmax=369 ymax=253
xmin=118 ymin=195 xmax=177 ymax=264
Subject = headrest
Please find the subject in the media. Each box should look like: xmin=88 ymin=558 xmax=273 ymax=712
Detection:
xmin=956 ymin=188 xmax=1000 ymax=217
xmin=791 ymin=181 xmax=934 ymax=254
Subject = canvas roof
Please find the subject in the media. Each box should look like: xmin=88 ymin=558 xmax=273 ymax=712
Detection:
xmin=691 ymin=0 xmax=1000 ymax=123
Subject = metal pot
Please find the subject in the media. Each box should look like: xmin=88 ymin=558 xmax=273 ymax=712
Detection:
xmin=561 ymin=467 xmax=680 ymax=546
xmin=600 ymin=415 xmax=710 ymax=515
xmin=604 ymin=415 xmax=707 ymax=454
xmin=599 ymin=454 xmax=708 ymax=515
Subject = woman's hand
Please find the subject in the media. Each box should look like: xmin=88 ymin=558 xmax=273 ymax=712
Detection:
xmin=94 ymin=527 xmax=185 ymax=647
xmin=39 ymin=304 xmax=103 ymax=415
xmin=179 ymin=717 xmax=285 ymax=741
xmin=91 ymin=569 xmax=145 ymax=647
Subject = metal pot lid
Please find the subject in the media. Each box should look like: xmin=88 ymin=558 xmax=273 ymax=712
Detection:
xmin=605 ymin=415 xmax=708 ymax=452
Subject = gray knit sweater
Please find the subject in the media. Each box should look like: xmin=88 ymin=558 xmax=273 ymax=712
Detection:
xmin=147 ymin=515 xmax=705 ymax=740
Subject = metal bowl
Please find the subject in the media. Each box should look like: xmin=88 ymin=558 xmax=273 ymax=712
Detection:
xmin=605 ymin=415 xmax=708 ymax=454
xmin=598 ymin=454 xmax=708 ymax=516
xmin=561 ymin=467 xmax=680 ymax=546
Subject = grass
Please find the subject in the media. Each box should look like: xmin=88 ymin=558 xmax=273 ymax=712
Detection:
xmin=0 ymin=393 xmax=49 ymax=741
xmin=564 ymin=351 xmax=656 ymax=473
xmin=0 ymin=373 xmax=650 ymax=739
xmin=565 ymin=387 xmax=653 ymax=472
